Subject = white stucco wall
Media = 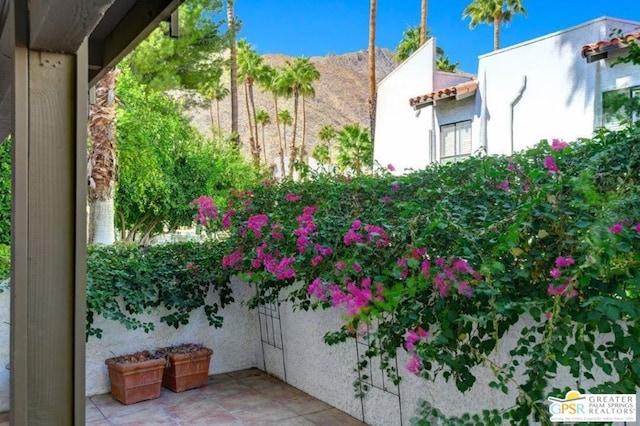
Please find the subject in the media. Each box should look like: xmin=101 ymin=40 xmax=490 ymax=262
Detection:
xmin=84 ymin=277 xmax=259 ymax=397
xmin=478 ymin=17 xmax=640 ymax=156
xmin=374 ymin=40 xmax=436 ymax=173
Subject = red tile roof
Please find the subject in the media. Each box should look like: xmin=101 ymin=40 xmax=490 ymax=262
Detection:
xmin=581 ymin=31 xmax=640 ymax=62
xmin=409 ymin=80 xmax=478 ymax=109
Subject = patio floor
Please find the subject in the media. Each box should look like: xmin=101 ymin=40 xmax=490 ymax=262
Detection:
xmin=83 ymin=368 xmax=366 ymax=425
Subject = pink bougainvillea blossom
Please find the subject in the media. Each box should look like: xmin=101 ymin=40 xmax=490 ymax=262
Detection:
xmin=551 ymin=139 xmax=568 ymax=151
xmin=285 ymin=193 xmax=302 ymax=202
xmin=247 ymin=214 xmax=269 ymax=238
xmin=381 ymin=196 xmax=393 ymax=203
xmin=352 ymin=262 xmax=362 ymax=273
xmin=609 ymin=223 xmax=623 ymax=234
xmin=308 ymin=278 xmax=328 ymax=301
xmin=311 ymin=256 xmax=323 ymax=267
xmin=222 ymin=210 xmax=236 ymax=229
xmin=406 ymin=353 xmax=423 ymax=375
xmin=555 ymin=256 xmax=575 ymax=268
xmin=496 ymin=180 xmax=510 ymax=192
xmin=191 ymin=196 xmax=219 ymax=226
xmin=550 ymin=268 xmax=561 ymax=280
xmin=547 ymin=281 xmax=577 ymax=298
xmin=544 ymin=312 xmax=552 ymax=320
xmin=457 ymin=281 xmax=474 ymax=297
xmin=635 ymin=223 xmax=640 ymax=233
xmin=222 ymin=250 xmax=243 ymax=269
xmin=387 ymin=163 xmax=396 ymax=172
xmin=543 ymin=156 xmax=559 ymax=173
xmin=336 ymin=261 xmax=347 ymax=271
xmin=391 ymin=181 xmax=400 ymax=192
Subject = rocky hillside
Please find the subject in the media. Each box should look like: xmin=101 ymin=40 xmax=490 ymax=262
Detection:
xmin=182 ymin=48 xmax=397 ymax=168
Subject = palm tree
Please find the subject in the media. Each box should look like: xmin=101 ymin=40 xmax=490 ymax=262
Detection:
xmin=255 ymin=109 xmax=271 ymax=164
xmin=420 ymin=0 xmax=428 ymax=45
xmin=314 ymin=124 xmax=336 ymax=164
xmin=258 ymin=65 xmax=288 ymax=177
xmin=237 ymin=39 xmax=264 ymax=166
xmin=226 ymin=0 xmax=239 ymax=142
xmin=335 ymin=123 xmax=373 ymax=176
xmin=296 ymin=61 xmax=320 ymax=164
xmin=202 ymin=79 xmax=229 ymax=140
xmin=368 ymin=0 xmax=377 ymax=142
xmin=282 ymin=57 xmax=320 ymax=177
xmin=88 ymin=69 xmax=120 ymax=245
xmin=395 ymin=25 xmax=459 ymax=71
xmin=462 ymin=0 xmax=527 ymax=51
xmin=277 ymin=109 xmax=292 ymax=178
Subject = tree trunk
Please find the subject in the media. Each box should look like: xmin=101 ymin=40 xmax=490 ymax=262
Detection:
xmin=299 ymin=95 xmax=307 ymax=164
xmin=420 ymin=0 xmax=428 ymax=45
xmin=261 ymin=124 xmax=267 ymax=164
xmin=368 ymin=0 xmax=377 ymax=143
xmin=273 ymin=96 xmax=286 ymax=177
xmin=493 ymin=14 xmax=500 ymax=51
xmin=215 ymin=98 xmax=222 ymax=142
xmin=226 ymin=0 xmax=239 ymax=142
xmin=88 ymin=69 xmax=119 ymax=245
xmin=209 ymin=96 xmax=215 ymax=135
xmin=88 ymin=200 xmax=115 ymax=244
xmin=288 ymin=91 xmax=299 ymax=178
xmin=248 ymin=79 xmax=260 ymax=166
xmin=244 ymin=81 xmax=259 ymax=166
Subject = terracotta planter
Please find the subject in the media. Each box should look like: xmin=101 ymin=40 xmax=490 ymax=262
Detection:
xmin=105 ymin=352 xmax=165 ymax=405
xmin=161 ymin=347 xmax=213 ymax=392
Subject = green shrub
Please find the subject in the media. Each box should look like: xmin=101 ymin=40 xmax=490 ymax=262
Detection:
xmin=86 ymin=240 xmax=234 ymax=339
xmin=0 ymin=244 xmax=9 ymax=282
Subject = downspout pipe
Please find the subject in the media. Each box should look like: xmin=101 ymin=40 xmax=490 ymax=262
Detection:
xmin=510 ymin=76 xmax=528 ymax=154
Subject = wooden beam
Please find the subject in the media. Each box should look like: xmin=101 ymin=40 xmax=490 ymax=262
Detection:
xmin=29 ymin=0 xmax=115 ymax=52
xmin=11 ymin=34 xmax=87 ymax=426
xmin=89 ymin=0 xmax=181 ymax=86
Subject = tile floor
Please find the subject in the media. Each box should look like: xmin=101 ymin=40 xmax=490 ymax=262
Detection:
xmin=83 ymin=368 xmax=367 ymax=425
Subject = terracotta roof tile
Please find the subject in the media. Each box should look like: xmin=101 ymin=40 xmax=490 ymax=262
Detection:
xmin=581 ymin=31 xmax=640 ymax=62
xmin=409 ymin=80 xmax=478 ymax=108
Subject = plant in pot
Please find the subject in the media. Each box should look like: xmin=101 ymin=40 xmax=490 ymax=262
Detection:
xmin=105 ymin=350 xmax=166 ymax=405
xmin=155 ymin=343 xmax=213 ymax=392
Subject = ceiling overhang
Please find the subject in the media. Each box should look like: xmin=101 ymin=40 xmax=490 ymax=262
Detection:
xmin=0 ymin=0 xmax=183 ymax=142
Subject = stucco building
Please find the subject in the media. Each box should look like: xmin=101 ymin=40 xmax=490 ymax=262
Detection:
xmin=374 ymin=17 xmax=640 ymax=173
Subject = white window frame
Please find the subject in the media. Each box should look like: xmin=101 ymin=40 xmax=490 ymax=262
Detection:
xmin=602 ymin=85 xmax=640 ymax=130
xmin=440 ymin=120 xmax=472 ymax=163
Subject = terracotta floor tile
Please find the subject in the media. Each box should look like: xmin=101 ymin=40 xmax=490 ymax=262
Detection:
xmin=232 ymin=401 xmax=299 ymax=425
xmin=239 ymin=374 xmax=284 ymax=390
xmin=268 ymin=417 xmax=316 ymax=426
xmin=157 ymin=387 xmax=208 ymax=408
xmin=199 ymin=379 xmax=252 ymax=398
xmin=279 ymin=395 xmax=332 ymax=415
xmin=85 ymin=398 xmax=106 ymax=422
xmin=163 ymin=397 xmax=226 ymax=422
xmin=85 ymin=420 xmax=110 ymax=426
xmin=207 ymin=372 xmax=236 ymax=384
xmin=258 ymin=383 xmax=308 ymax=402
xmin=304 ymin=408 xmax=365 ymax=425
xmin=215 ymin=389 xmax=273 ymax=412
xmin=186 ymin=412 xmax=244 ymax=426
xmin=106 ymin=405 xmax=177 ymax=425
xmin=227 ymin=368 xmax=266 ymax=379
xmin=89 ymin=393 xmax=161 ymax=419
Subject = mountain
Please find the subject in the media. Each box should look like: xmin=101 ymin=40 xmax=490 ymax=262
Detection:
xmin=181 ymin=47 xmax=397 ymax=168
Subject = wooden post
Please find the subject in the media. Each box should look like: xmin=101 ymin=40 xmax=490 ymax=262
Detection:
xmin=11 ymin=21 xmax=87 ymax=426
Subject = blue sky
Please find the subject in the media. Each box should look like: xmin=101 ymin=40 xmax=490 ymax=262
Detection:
xmin=233 ymin=0 xmax=640 ymax=73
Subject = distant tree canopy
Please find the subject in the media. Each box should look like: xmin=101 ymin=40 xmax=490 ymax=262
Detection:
xmin=123 ymin=0 xmax=227 ymax=92
xmin=115 ymin=69 xmax=260 ymax=243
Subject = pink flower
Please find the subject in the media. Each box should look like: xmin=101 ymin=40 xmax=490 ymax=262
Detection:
xmin=543 ymin=156 xmax=559 ymax=173
xmin=457 ymin=281 xmax=473 ymax=298
xmin=391 ymin=182 xmax=400 ymax=192
xmin=381 ymin=196 xmax=392 ymax=203
xmin=311 ymin=256 xmax=323 ymax=266
xmin=247 ymin=214 xmax=269 ymax=238
xmin=351 ymin=220 xmax=362 ymax=230
xmin=496 ymin=180 xmax=510 ymax=191
xmin=375 ymin=283 xmax=384 ymax=301
xmin=336 ymin=261 xmax=347 ymax=271
xmin=636 ymin=223 xmax=640 ymax=233
xmin=222 ymin=210 xmax=236 ymax=229
xmin=555 ymin=256 xmax=575 ymax=268
xmin=387 ymin=163 xmax=396 ymax=172
xmin=222 ymin=250 xmax=242 ymax=269
xmin=609 ymin=223 xmax=623 ymax=234
xmin=421 ymin=260 xmax=431 ymax=279
xmin=285 ymin=193 xmax=302 ymax=202
xmin=551 ymin=139 xmax=568 ymax=151
xmin=191 ymin=196 xmax=219 ymax=226
xmin=352 ymin=263 xmax=362 ymax=273
xmin=550 ymin=268 xmax=561 ymax=280
xmin=308 ymin=278 xmax=327 ymax=301
xmin=406 ymin=353 xmax=423 ymax=375
xmin=544 ymin=312 xmax=552 ymax=320
xmin=507 ymin=163 xmax=516 ymax=172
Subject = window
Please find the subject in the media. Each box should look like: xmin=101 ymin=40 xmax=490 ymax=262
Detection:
xmin=440 ymin=120 xmax=472 ymax=163
xmin=602 ymin=85 xmax=640 ymax=130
